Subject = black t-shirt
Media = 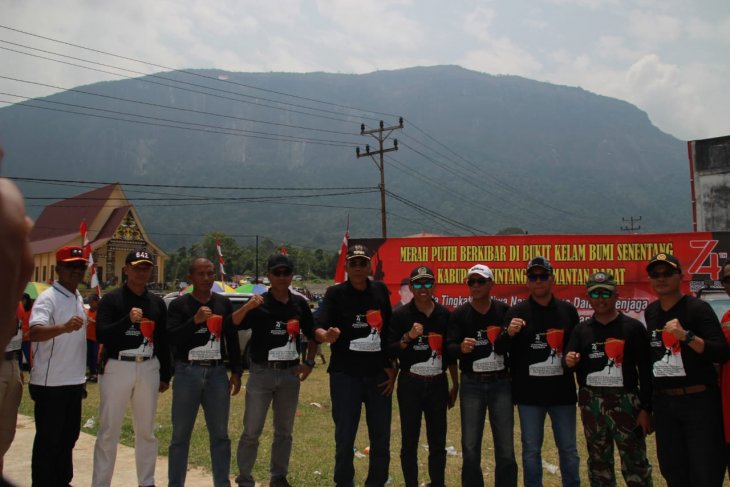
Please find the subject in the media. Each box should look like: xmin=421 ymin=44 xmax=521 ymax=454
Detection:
xmin=388 ymin=299 xmax=452 ymax=375
xmin=315 ymin=279 xmax=392 ymax=376
xmin=166 ymin=292 xmax=242 ymax=374
xmin=566 ymin=313 xmax=652 ymax=410
xmin=96 ymin=285 xmax=172 ymax=383
xmin=503 ymin=296 xmax=578 ymax=406
xmin=446 ymin=299 xmax=511 ymax=374
xmin=241 ymin=291 xmax=314 ymax=365
xmin=645 ymin=295 xmax=729 ymax=389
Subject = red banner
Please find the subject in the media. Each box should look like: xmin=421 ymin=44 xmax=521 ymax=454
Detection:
xmin=351 ymin=232 xmax=730 ymax=322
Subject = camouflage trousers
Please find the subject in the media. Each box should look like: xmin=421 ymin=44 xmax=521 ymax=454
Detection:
xmin=578 ymin=387 xmax=653 ymax=487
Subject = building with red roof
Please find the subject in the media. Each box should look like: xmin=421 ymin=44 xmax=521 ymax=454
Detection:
xmin=30 ymin=183 xmax=167 ymax=286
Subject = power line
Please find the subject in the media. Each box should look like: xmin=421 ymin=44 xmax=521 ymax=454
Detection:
xmin=0 ymin=27 xmax=397 ymax=119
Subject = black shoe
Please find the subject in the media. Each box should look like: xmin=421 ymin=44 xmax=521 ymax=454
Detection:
xmin=270 ymin=478 xmax=292 ymax=487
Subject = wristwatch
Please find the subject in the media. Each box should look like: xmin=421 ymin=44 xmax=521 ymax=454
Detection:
xmin=303 ymin=359 xmax=316 ymax=367
xmin=684 ymin=330 xmax=696 ymax=344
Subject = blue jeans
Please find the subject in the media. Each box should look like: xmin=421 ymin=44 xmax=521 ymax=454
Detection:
xmin=236 ymin=362 xmax=301 ymax=487
xmin=460 ymin=374 xmax=517 ymax=487
xmin=330 ymin=371 xmax=392 ymax=487
xmin=518 ymin=404 xmax=580 ymax=487
xmin=169 ymin=362 xmax=232 ymax=487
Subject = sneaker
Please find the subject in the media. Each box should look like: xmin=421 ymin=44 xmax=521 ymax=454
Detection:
xmin=270 ymin=478 xmax=292 ymax=487
xmin=88 ymin=375 xmax=98 ymax=383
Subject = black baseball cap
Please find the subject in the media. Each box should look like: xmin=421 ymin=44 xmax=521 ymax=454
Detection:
xmin=125 ymin=249 xmax=154 ymax=266
xmin=527 ymin=256 xmax=552 ymax=273
xmin=646 ymin=253 xmax=681 ymax=272
xmin=409 ymin=265 xmax=435 ymax=282
xmin=346 ymin=244 xmax=371 ymax=260
xmin=267 ymin=253 xmax=293 ymax=271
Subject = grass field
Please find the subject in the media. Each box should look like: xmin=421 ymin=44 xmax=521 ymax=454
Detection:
xmin=19 ymin=346 xmax=671 ymax=486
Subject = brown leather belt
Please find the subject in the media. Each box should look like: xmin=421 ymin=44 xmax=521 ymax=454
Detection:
xmin=656 ymin=384 xmax=707 ymax=396
xmin=403 ymin=370 xmax=446 ymax=382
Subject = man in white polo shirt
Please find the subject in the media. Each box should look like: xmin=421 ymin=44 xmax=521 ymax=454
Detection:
xmin=28 ymin=245 xmax=88 ymax=487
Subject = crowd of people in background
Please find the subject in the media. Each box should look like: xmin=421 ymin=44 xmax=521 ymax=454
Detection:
xmin=3 ymin=145 xmax=730 ymax=487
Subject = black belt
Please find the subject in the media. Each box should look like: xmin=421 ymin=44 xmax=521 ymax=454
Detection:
xmin=655 ymin=384 xmax=708 ymax=396
xmin=463 ymin=370 xmax=510 ymax=383
xmin=259 ymin=360 xmax=299 ymax=370
xmin=4 ymin=351 xmax=18 ymax=360
xmin=185 ymin=359 xmax=224 ymax=367
xmin=116 ymin=355 xmax=152 ymax=362
xmin=403 ymin=370 xmax=446 ymax=382
xmin=581 ymin=386 xmax=634 ymax=394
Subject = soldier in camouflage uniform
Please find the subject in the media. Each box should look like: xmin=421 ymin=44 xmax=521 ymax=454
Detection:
xmin=565 ymin=272 xmax=653 ymax=487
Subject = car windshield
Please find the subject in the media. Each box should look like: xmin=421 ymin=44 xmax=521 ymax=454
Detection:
xmin=705 ymin=297 xmax=730 ymax=321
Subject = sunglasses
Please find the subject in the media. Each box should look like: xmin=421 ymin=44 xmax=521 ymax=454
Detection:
xmin=347 ymin=258 xmax=369 ymax=268
xmin=648 ymin=270 xmax=678 ymax=279
xmin=588 ymin=290 xmax=613 ymax=299
xmin=412 ymin=281 xmax=434 ymax=289
xmin=271 ymin=269 xmax=292 ymax=277
xmin=721 ymin=276 xmax=730 ymax=285
xmin=527 ymin=274 xmax=551 ymax=282
xmin=467 ymin=277 xmax=490 ymax=287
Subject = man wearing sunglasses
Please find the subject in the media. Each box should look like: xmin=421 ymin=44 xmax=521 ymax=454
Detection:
xmin=446 ymin=263 xmax=517 ymax=487
xmin=719 ymin=261 xmax=730 ymax=480
xmin=315 ymin=244 xmax=395 ymax=487
xmin=27 ymin=246 xmax=88 ymax=487
xmin=232 ymin=253 xmax=317 ymax=487
xmin=644 ymin=253 xmax=728 ymax=486
xmin=564 ymin=272 xmax=653 ymax=486
xmin=502 ymin=256 xmax=580 ymax=487
xmin=387 ymin=266 xmax=457 ymax=487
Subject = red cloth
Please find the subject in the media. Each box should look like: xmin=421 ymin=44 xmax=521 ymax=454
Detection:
xmin=721 ymin=309 xmax=730 ymax=443
xmin=86 ymin=308 xmax=97 ymax=341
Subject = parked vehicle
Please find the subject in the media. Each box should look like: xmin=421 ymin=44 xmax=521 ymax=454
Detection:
xmin=696 ymin=286 xmax=730 ymax=321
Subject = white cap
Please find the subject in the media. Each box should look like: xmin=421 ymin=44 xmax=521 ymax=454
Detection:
xmin=467 ymin=264 xmax=493 ymax=280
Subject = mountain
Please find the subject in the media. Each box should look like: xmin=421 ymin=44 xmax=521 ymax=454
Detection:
xmin=0 ymin=65 xmax=690 ymax=251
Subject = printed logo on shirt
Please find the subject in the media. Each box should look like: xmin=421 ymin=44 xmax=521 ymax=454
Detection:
xmin=472 ymin=325 xmax=505 ymax=372
xmin=528 ymin=328 xmax=564 ymax=377
xmin=650 ymin=328 xmax=686 ymax=377
xmin=409 ymin=333 xmax=443 ymax=376
xmin=349 ymin=309 xmax=383 ymax=352
xmin=586 ymin=338 xmax=624 ymax=387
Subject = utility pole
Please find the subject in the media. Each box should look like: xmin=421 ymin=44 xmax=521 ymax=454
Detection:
xmin=356 ymin=117 xmax=403 ymax=238
xmin=621 ymin=216 xmax=642 ymax=232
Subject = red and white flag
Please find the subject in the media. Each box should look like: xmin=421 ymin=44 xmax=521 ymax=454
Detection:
xmin=333 ymin=225 xmax=349 ymax=284
xmin=79 ymin=220 xmax=100 ymax=295
xmin=280 ymin=245 xmax=288 ymax=256
xmin=216 ymin=239 xmax=226 ymax=282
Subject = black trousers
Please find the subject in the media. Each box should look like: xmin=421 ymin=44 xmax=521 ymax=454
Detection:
xmin=397 ymin=373 xmax=448 ymax=487
xmin=654 ymin=387 xmax=725 ymax=487
xmin=29 ymin=384 xmax=84 ymax=487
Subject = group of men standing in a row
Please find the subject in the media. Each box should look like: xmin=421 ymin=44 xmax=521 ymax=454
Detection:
xmin=2 ymin=240 xmax=730 ymax=487
xmin=313 ymin=246 xmax=730 ymax=487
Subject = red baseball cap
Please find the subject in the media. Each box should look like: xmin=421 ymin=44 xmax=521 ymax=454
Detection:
xmin=56 ymin=246 xmax=87 ymax=263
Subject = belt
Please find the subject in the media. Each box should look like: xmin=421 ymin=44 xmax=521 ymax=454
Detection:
xmin=260 ymin=360 xmax=299 ymax=370
xmin=463 ymin=370 xmax=510 ymax=383
xmin=403 ymin=370 xmax=446 ymax=382
xmin=4 ymin=351 xmax=18 ymax=360
xmin=582 ymin=386 xmax=634 ymax=394
xmin=116 ymin=355 xmax=152 ymax=362
xmin=185 ymin=359 xmax=223 ymax=367
xmin=656 ymin=384 xmax=707 ymax=396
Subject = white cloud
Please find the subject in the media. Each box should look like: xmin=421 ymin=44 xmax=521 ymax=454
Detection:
xmin=627 ymin=10 xmax=682 ymax=45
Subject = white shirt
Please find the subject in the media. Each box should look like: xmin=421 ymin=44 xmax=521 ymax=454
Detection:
xmin=29 ymin=283 xmax=87 ymax=386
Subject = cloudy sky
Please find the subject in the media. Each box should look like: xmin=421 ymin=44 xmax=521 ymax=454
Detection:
xmin=2 ymin=0 xmax=729 ymax=141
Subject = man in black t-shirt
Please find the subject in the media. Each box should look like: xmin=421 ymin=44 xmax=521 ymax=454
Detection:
xmin=446 ymin=264 xmax=517 ymax=487
xmin=565 ymin=271 xmax=653 ymax=486
xmin=93 ymin=249 xmax=171 ymax=487
xmin=502 ymin=256 xmax=579 ymax=487
xmin=167 ymin=258 xmax=242 ymax=487
xmin=644 ymin=253 xmax=729 ymax=486
xmin=388 ymin=265 xmax=457 ymax=487
xmin=233 ymin=253 xmax=316 ymax=487
xmin=315 ymin=244 xmax=395 ymax=487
